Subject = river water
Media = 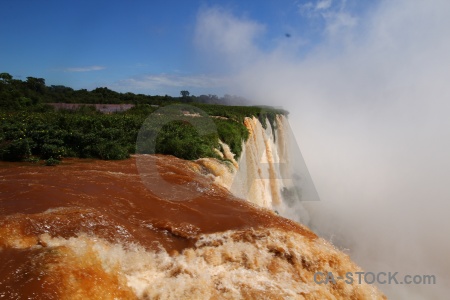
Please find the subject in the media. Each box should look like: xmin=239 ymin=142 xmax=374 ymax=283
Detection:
xmin=0 ymin=156 xmax=384 ymax=299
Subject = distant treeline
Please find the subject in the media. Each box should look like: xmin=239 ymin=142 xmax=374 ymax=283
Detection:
xmin=0 ymin=72 xmax=287 ymax=164
xmin=0 ymin=72 xmax=251 ymax=109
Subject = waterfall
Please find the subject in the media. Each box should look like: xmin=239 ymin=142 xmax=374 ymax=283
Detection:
xmin=198 ymin=114 xmax=319 ymax=224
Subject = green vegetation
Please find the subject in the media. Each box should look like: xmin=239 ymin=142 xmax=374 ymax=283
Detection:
xmin=45 ymin=157 xmax=60 ymax=166
xmin=0 ymin=72 xmax=287 ymax=163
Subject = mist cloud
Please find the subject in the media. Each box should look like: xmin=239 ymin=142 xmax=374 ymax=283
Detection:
xmin=195 ymin=7 xmax=264 ymax=71
xmin=194 ymin=0 xmax=450 ymax=298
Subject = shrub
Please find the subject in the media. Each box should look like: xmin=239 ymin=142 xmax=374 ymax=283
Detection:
xmin=0 ymin=138 xmax=31 ymax=161
xmin=155 ymin=120 xmax=217 ymax=160
xmin=40 ymin=143 xmax=65 ymax=159
xmin=24 ymin=156 xmax=40 ymax=163
xmin=45 ymin=157 xmax=60 ymax=166
xmin=214 ymin=119 xmax=248 ymax=157
xmin=94 ymin=141 xmax=129 ymax=160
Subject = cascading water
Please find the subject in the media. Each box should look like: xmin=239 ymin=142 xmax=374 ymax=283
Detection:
xmin=198 ymin=115 xmax=318 ymax=225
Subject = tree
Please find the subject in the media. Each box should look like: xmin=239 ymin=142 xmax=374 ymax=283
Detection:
xmin=180 ymin=90 xmax=193 ymax=103
xmin=180 ymin=90 xmax=190 ymax=98
xmin=0 ymin=73 xmax=13 ymax=83
xmin=26 ymin=77 xmax=46 ymax=93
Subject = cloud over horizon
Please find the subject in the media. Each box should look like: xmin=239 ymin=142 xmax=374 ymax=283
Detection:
xmin=193 ymin=1 xmax=450 ymax=298
xmin=111 ymin=73 xmax=230 ymax=95
xmin=64 ymin=66 xmax=106 ymax=72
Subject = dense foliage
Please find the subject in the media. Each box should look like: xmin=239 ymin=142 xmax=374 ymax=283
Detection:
xmin=0 ymin=72 xmax=287 ymax=163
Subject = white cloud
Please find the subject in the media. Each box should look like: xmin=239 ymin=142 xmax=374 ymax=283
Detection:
xmin=298 ymin=1 xmax=315 ymax=17
xmin=194 ymin=1 xmax=450 ymax=298
xmin=64 ymin=66 xmax=106 ymax=72
xmin=194 ymin=7 xmax=265 ymax=70
xmin=298 ymin=0 xmax=357 ymax=41
xmin=322 ymin=10 xmax=357 ymax=38
xmin=112 ymin=73 xmax=229 ymax=95
xmin=316 ymin=0 xmax=333 ymax=10
xmin=299 ymin=0 xmax=334 ymax=14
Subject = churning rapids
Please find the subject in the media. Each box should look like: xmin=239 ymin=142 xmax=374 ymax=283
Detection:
xmin=0 ymin=117 xmax=386 ymax=299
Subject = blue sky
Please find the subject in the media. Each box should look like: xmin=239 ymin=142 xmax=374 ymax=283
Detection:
xmin=0 ymin=0 xmax=370 ymax=96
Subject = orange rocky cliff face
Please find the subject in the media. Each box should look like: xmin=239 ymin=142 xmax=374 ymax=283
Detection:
xmin=0 ymin=156 xmax=386 ymax=299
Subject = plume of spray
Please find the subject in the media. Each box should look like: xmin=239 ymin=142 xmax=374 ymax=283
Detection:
xmin=194 ymin=1 xmax=450 ymax=298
